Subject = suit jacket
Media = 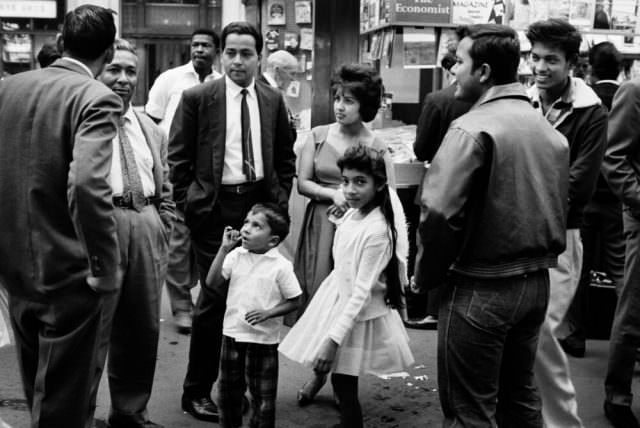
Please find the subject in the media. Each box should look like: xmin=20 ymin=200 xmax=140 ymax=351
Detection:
xmin=169 ymin=77 xmax=296 ymax=231
xmin=413 ymin=84 xmax=473 ymax=162
xmin=603 ymin=77 xmax=640 ymax=214
xmin=0 ymin=58 xmax=123 ymax=299
xmin=133 ymin=110 xmax=176 ymax=229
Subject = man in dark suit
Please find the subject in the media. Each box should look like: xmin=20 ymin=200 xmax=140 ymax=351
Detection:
xmin=169 ymin=21 xmax=296 ymax=421
xmin=98 ymin=38 xmax=175 ymax=428
xmin=0 ymin=6 xmax=121 ymax=427
xmin=562 ymin=41 xmax=624 ymax=358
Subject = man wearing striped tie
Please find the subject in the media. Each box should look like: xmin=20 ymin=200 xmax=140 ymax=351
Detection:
xmin=98 ymin=38 xmax=176 ymax=428
xmin=169 ymin=21 xmax=296 ymax=423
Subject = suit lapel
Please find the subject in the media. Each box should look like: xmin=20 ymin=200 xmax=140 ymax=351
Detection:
xmin=256 ymin=83 xmax=274 ymax=179
xmin=134 ymin=110 xmax=163 ymax=197
xmin=209 ymin=79 xmax=226 ymax=190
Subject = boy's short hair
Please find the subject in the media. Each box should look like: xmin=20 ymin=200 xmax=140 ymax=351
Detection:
xmin=250 ymin=203 xmax=290 ymax=242
xmin=192 ymin=28 xmax=220 ymax=50
xmin=526 ymin=19 xmax=582 ymax=63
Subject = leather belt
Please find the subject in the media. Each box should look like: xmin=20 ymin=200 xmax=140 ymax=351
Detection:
xmin=220 ymin=181 xmax=263 ymax=195
xmin=113 ymin=195 xmax=154 ymax=209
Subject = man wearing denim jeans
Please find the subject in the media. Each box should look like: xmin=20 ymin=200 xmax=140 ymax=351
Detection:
xmin=526 ymin=19 xmax=608 ymax=428
xmin=414 ymin=24 xmax=569 ymax=427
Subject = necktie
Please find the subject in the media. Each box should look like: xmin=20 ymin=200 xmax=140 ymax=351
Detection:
xmin=240 ymin=88 xmax=256 ymax=182
xmin=118 ymin=117 xmax=146 ymax=211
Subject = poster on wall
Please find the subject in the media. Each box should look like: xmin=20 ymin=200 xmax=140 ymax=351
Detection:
xmin=300 ymin=28 xmax=314 ymax=50
xmin=610 ymin=0 xmax=638 ymax=31
xmin=284 ymin=31 xmax=300 ymax=53
xmin=403 ymin=27 xmax=437 ymax=68
xmin=453 ymin=0 xmax=506 ymax=24
xmin=2 ymin=33 xmax=32 ymax=63
xmin=569 ymin=0 xmax=596 ymax=29
xmin=295 ymin=0 xmax=312 ymax=24
xmin=268 ymin=0 xmax=286 ymax=25
xmin=265 ymin=29 xmax=281 ymax=51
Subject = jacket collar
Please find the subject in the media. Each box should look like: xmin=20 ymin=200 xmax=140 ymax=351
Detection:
xmin=473 ymin=82 xmax=530 ymax=109
xmin=528 ymin=77 xmax=601 ymax=110
xmin=51 ymin=57 xmax=93 ymax=78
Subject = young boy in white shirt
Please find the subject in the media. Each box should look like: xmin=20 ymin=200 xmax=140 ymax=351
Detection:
xmin=206 ymin=203 xmax=301 ymax=428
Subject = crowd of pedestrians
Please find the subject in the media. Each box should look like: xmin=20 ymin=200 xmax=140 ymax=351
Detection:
xmin=2 ymin=4 xmax=640 ymax=428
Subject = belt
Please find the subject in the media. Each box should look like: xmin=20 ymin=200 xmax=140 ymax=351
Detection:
xmin=113 ymin=195 xmax=155 ymax=209
xmin=220 ymin=181 xmax=263 ymax=195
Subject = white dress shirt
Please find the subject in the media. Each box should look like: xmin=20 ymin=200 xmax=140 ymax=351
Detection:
xmin=145 ymin=62 xmax=221 ymax=136
xmin=109 ymin=107 xmax=155 ymax=197
xmin=223 ymin=75 xmax=264 ymax=184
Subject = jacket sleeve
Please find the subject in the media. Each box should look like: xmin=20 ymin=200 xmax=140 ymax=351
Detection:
xmin=157 ymin=130 xmax=176 ymax=227
xmin=273 ymin=94 xmax=297 ymax=208
xmin=414 ymin=127 xmax=487 ymax=292
xmin=67 ymin=91 xmax=122 ymax=278
xmin=168 ymin=90 xmax=197 ymax=213
xmin=328 ymin=231 xmax=392 ymax=346
xmin=414 ymin=93 xmax=444 ymax=162
xmin=602 ymin=80 xmax=640 ymax=210
xmin=568 ymin=105 xmax=608 ymax=211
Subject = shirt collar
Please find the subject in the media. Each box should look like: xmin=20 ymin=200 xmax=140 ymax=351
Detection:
xmin=188 ymin=61 xmax=218 ymax=80
xmin=60 ymin=57 xmax=93 ymax=78
xmin=225 ymin=75 xmax=257 ymax=99
xmin=123 ymin=104 xmax=136 ymax=122
xmin=235 ymin=246 xmax=281 ymax=259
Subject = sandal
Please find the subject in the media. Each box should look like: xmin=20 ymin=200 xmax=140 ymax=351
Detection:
xmin=297 ymin=372 xmax=327 ymax=406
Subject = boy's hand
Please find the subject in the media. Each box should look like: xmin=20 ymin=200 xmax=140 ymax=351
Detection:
xmin=245 ymin=309 xmax=271 ymax=325
xmin=221 ymin=226 xmax=241 ymax=251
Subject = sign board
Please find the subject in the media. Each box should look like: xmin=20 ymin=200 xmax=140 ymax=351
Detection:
xmin=391 ymin=0 xmax=452 ymax=25
xmin=0 ymin=1 xmax=56 ymax=18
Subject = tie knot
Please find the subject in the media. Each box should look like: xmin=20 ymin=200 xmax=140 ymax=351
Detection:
xmin=241 ymin=88 xmax=248 ymax=96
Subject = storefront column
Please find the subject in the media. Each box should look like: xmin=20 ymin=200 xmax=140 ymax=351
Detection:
xmin=222 ymin=0 xmax=245 ymax=26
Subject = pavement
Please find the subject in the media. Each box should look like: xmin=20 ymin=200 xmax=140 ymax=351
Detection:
xmin=1 ymin=286 xmax=640 ymax=427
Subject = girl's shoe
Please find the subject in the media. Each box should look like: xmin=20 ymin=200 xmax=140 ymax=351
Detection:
xmin=297 ymin=373 xmax=327 ymax=406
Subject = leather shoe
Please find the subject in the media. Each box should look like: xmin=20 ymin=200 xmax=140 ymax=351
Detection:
xmin=182 ymin=395 xmax=219 ymax=422
xmin=605 ymin=401 xmax=640 ymax=428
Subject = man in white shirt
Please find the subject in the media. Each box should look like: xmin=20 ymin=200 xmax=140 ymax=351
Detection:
xmin=169 ymin=21 xmax=296 ymax=423
xmin=145 ymin=29 xmax=221 ymax=335
xmin=99 ymin=39 xmax=175 ymax=428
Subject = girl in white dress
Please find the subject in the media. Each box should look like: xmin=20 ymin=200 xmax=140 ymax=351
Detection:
xmin=279 ymin=145 xmax=414 ymax=428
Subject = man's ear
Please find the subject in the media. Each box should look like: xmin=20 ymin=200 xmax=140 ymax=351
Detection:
xmin=478 ymin=63 xmax=492 ymax=83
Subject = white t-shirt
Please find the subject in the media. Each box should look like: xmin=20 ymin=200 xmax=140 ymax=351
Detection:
xmin=145 ymin=62 xmax=221 ymax=137
xmin=222 ymin=247 xmax=301 ymax=344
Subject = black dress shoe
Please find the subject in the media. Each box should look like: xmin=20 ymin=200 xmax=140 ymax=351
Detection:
xmin=181 ymin=395 xmax=219 ymax=422
xmin=605 ymin=401 xmax=640 ymax=428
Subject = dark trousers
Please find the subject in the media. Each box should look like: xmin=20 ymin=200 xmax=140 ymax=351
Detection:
xmin=218 ymin=336 xmax=279 ymax=428
xmin=438 ymin=270 xmax=549 ymax=428
xmin=606 ymin=209 xmax=640 ymax=406
xmin=566 ymin=198 xmax=624 ymax=341
xmin=183 ymin=188 xmax=265 ymax=399
xmin=9 ymin=282 xmax=109 ymax=428
xmin=101 ymin=205 xmax=168 ymax=426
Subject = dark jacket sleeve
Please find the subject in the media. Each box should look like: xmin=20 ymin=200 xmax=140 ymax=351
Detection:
xmin=157 ymin=130 xmax=176 ymax=226
xmin=603 ymin=80 xmax=640 ymax=210
xmin=67 ymin=91 xmax=122 ymax=278
xmin=168 ymin=89 xmax=198 ymax=213
xmin=414 ymin=93 xmax=444 ymax=162
xmin=273 ymin=94 xmax=296 ymax=209
xmin=568 ymin=105 xmax=608 ymax=212
xmin=414 ymin=127 xmax=487 ymax=291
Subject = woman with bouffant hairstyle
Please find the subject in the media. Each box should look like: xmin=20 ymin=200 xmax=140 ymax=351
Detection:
xmin=290 ymin=63 xmax=395 ymax=405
